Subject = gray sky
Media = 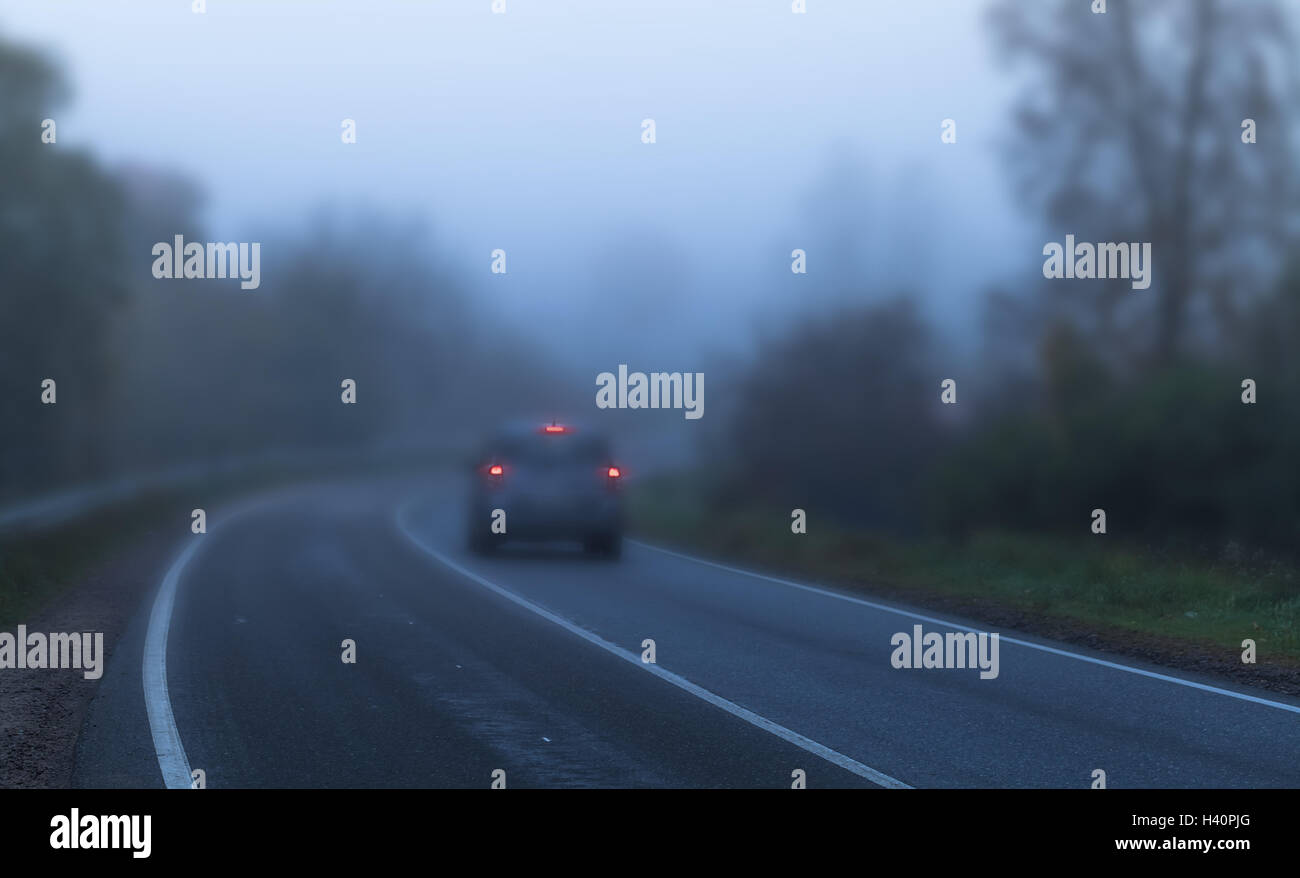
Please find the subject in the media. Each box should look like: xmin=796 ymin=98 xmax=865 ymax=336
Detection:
xmin=1 ymin=0 xmax=1034 ymax=366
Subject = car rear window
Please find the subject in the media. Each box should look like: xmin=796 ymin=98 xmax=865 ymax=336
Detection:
xmin=490 ymin=433 xmax=610 ymax=465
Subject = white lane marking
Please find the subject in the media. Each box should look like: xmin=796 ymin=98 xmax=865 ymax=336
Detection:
xmin=143 ymin=538 xmax=203 ymax=789
xmin=632 ymin=540 xmax=1300 ymax=716
xmin=396 ymin=504 xmax=910 ymax=789
xmin=143 ymin=491 xmax=300 ymax=789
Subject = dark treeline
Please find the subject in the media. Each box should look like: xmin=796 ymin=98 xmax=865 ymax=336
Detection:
xmin=4 ymin=0 xmax=1300 ymax=560
xmin=708 ymin=0 xmax=1300 ymax=554
xmin=0 ymin=34 xmax=569 ymax=502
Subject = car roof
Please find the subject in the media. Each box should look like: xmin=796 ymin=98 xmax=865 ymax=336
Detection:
xmin=478 ymin=421 xmax=612 ymax=458
xmin=486 ymin=420 xmax=605 ymax=441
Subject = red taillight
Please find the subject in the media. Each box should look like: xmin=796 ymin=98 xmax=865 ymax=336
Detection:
xmin=607 ymin=466 xmax=621 ymax=479
xmin=543 ymin=424 xmax=566 ymax=433
xmin=488 ymin=464 xmax=503 ymax=476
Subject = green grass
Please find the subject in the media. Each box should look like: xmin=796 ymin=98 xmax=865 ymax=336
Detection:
xmin=0 ymin=492 xmax=181 ymax=627
xmin=629 ymin=473 xmax=1300 ymax=665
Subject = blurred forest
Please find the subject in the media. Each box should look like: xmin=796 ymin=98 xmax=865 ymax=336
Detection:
xmin=0 ymin=33 xmax=568 ymax=503
xmin=4 ymin=0 xmax=1300 ymax=559
xmin=707 ymin=0 xmax=1300 ymax=554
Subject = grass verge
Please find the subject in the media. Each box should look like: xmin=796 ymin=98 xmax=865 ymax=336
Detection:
xmin=0 ymin=492 xmax=183 ymax=628
xmin=629 ymin=472 xmax=1300 ymax=670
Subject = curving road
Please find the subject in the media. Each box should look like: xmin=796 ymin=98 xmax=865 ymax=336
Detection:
xmin=70 ymin=474 xmax=1300 ymax=789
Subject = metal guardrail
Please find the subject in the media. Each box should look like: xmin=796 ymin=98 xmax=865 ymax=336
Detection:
xmin=0 ymin=440 xmax=459 ymax=534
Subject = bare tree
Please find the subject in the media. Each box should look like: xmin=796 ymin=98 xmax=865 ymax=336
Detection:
xmin=989 ymin=0 xmax=1299 ymax=364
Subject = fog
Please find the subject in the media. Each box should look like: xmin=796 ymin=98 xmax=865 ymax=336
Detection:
xmin=0 ymin=0 xmax=1026 ymax=364
xmin=4 ymin=0 xmax=1299 ymax=555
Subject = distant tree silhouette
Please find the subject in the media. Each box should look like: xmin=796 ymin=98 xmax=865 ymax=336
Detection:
xmin=989 ymin=0 xmax=1299 ymax=364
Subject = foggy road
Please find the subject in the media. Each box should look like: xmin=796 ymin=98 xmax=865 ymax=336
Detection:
xmin=71 ymin=475 xmax=1300 ymax=789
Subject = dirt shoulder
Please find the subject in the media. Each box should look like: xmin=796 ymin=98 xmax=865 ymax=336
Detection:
xmin=0 ymin=524 xmax=176 ymax=788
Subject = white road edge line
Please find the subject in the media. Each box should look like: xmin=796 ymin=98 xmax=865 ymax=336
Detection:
xmin=396 ymin=504 xmax=910 ymax=789
xmin=143 ymin=492 xmax=291 ymax=789
xmin=142 ymin=537 xmax=202 ymax=789
xmin=631 ymin=540 xmax=1300 ymax=716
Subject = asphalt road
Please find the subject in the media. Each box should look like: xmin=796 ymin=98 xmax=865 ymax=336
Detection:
xmin=71 ymin=474 xmax=1300 ymax=788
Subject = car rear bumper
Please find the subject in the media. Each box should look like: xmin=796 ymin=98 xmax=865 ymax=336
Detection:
xmin=468 ymin=495 xmax=622 ymax=539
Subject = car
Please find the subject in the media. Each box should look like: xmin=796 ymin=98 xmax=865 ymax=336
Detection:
xmin=466 ymin=421 xmax=624 ymax=558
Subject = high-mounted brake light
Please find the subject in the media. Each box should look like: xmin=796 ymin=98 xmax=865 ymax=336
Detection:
xmin=488 ymin=464 xmax=504 ymax=476
xmin=543 ymin=424 xmax=566 ymax=433
xmin=607 ymin=466 xmax=621 ymax=479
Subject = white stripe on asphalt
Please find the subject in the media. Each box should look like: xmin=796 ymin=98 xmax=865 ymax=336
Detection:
xmin=396 ymin=504 xmax=910 ymax=789
xmin=143 ymin=491 xmax=295 ymax=789
xmin=143 ymin=537 xmax=203 ymax=789
xmin=631 ymin=540 xmax=1300 ymax=716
